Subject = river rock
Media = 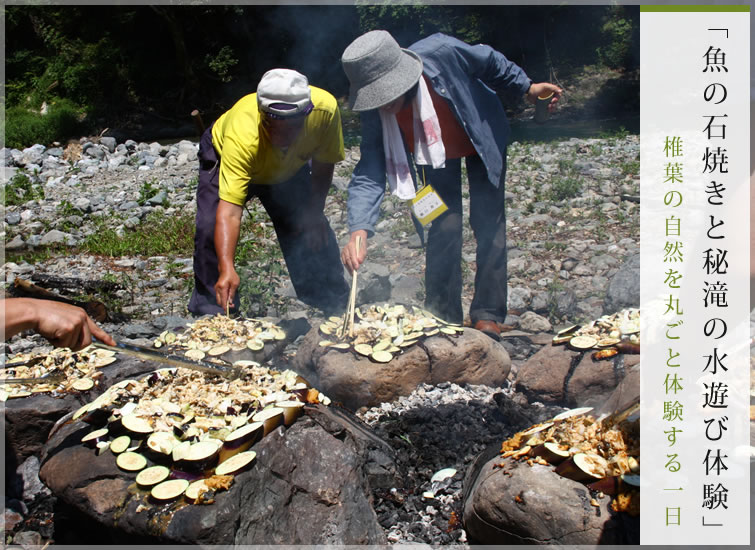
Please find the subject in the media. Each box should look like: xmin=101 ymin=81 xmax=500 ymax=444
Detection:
xmin=603 ymin=254 xmax=640 ymax=314
xmin=514 ymin=343 xmax=639 ymax=407
xmin=293 ymin=325 xmax=510 ymax=411
xmin=39 ymin=404 xmax=391 ymax=545
xmin=39 ymin=229 xmax=76 ymax=246
xmin=463 ymin=452 xmax=638 ymax=544
xmin=5 ymin=235 xmax=25 ymax=250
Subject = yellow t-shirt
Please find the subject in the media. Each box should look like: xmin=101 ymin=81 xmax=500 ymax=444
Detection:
xmin=212 ymin=86 xmax=344 ymax=205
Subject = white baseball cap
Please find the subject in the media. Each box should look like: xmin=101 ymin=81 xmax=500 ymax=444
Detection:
xmin=256 ymin=68 xmax=313 ymax=118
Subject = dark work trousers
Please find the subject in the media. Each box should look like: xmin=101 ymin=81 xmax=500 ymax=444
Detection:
xmin=422 ymin=154 xmax=508 ymax=325
xmin=188 ymin=126 xmax=349 ymax=316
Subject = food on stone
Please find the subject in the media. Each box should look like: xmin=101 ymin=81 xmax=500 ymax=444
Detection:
xmin=219 ymin=422 xmax=263 ymax=463
xmin=81 ymin=428 xmax=109 ymax=448
xmin=592 ymin=348 xmax=619 ymax=360
xmin=497 ymin=408 xmax=639 ymax=515
xmin=555 ymin=452 xmax=608 ymax=482
xmin=370 ymin=350 xmax=393 ymax=363
xmin=553 ymin=308 xmax=640 ymax=351
xmin=121 ymin=414 xmax=154 ymax=436
xmin=530 ymin=441 xmax=570 ymax=465
xmin=1 ymin=345 xmax=115 ymax=400
xmin=117 ymin=451 xmax=148 ymax=472
xmin=275 ymin=400 xmax=305 ymax=426
xmin=252 ymin=407 xmax=285 ymax=436
xmin=136 ymin=465 xmax=171 ymax=487
xmin=318 ymin=304 xmax=463 ymax=363
xmin=72 ymin=378 xmax=95 ymax=391
xmin=71 ymin=361 xmax=324 ymax=507
xmin=173 ymin=440 xmax=220 ymax=472
xmin=215 ymin=450 xmax=256 ymax=476
xmin=568 ymin=335 xmax=598 ymax=350
xmin=151 ymin=479 xmax=190 ymax=501
xmin=551 ymin=407 xmax=593 ymax=422
xmin=110 ymin=435 xmax=131 ymax=454
xmin=152 ymin=315 xmax=287 ymax=356
xmin=185 ymin=479 xmax=211 ymax=502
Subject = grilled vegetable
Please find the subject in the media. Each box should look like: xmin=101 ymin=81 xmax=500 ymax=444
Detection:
xmin=215 ymin=450 xmax=256 ymax=476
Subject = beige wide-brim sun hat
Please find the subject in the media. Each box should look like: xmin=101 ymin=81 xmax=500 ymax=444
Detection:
xmin=342 ymin=30 xmax=423 ymax=112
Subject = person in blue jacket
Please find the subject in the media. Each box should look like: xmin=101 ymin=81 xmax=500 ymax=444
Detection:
xmin=340 ymin=30 xmax=561 ymax=340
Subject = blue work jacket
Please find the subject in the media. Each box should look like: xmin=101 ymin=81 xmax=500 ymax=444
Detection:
xmin=347 ymin=33 xmax=532 ymax=236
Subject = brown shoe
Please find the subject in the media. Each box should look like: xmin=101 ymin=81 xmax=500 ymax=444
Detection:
xmin=473 ymin=320 xmax=501 ymax=341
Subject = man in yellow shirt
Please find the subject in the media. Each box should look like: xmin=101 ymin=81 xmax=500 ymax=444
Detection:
xmin=188 ymin=69 xmax=349 ymax=316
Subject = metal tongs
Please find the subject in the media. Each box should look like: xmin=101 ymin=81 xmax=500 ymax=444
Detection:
xmin=0 ymin=370 xmax=67 ymax=386
xmin=92 ymin=340 xmax=242 ymax=380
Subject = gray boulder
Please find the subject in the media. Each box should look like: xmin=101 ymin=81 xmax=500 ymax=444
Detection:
xmin=603 ymin=254 xmax=640 ymax=314
xmin=463 ymin=452 xmax=638 ymax=544
xmin=39 ymin=229 xmax=76 ymax=246
xmin=100 ymin=137 xmax=117 ymax=153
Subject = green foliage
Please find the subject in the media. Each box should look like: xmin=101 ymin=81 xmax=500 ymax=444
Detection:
xmin=548 ymin=177 xmax=582 ymax=202
xmin=4 ymin=100 xmax=82 ymax=149
xmin=81 ymin=211 xmax=195 ymax=257
xmin=57 ymin=199 xmax=78 ymax=217
xmin=205 ymin=45 xmax=238 ymax=83
xmin=235 ymin=207 xmax=288 ymax=316
xmin=137 ymin=179 xmax=163 ymax=206
xmin=3 ymin=173 xmax=45 ymax=206
xmin=597 ymin=6 xmax=638 ymax=69
xmin=621 ymin=160 xmax=640 ymax=177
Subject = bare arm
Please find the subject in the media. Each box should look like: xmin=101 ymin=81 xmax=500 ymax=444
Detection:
xmin=1 ymin=298 xmax=115 ymax=351
xmin=214 ymin=199 xmax=243 ymax=309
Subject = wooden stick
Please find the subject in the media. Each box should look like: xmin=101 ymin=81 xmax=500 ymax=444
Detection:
xmin=347 ymin=235 xmax=362 ymax=337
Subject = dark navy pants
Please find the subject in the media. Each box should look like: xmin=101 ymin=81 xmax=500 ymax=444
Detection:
xmin=188 ymin=126 xmax=349 ymax=316
xmin=422 ymin=154 xmax=508 ymax=325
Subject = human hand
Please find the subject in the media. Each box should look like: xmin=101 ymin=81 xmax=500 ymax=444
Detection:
xmin=30 ymin=299 xmax=115 ymax=351
xmin=214 ymin=268 xmax=240 ymax=312
xmin=341 ymin=230 xmax=368 ymax=274
xmin=526 ymin=82 xmax=563 ymax=112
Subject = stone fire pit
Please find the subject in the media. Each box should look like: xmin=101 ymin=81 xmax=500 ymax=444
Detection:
xmin=293 ymin=323 xmax=511 ymax=411
xmin=463 ymin=362 xmax=641 ymax=544
xmin=39 ymin=404 xmax=394 ymax=545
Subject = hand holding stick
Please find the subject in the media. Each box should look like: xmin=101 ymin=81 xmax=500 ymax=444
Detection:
xmin=344 ymin=235 xmax=362 ymax=338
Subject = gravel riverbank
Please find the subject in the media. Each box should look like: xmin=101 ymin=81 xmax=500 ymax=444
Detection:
xmin=2 ymin=131 xmax=642 ymax=545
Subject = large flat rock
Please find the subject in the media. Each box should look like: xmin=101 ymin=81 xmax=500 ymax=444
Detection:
xmin=293 ymin=325 xmax=510 ymax=410
xmin=39 ymin=405 xmax=392 ymax=545
xmin=463 ymin=453 xmax=639 ymax=544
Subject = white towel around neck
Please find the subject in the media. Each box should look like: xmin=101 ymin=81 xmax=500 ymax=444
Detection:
xmin=378 ymin=77 xmax=446 ymax=200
